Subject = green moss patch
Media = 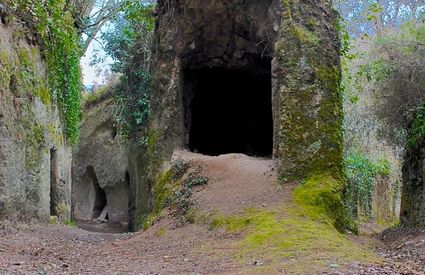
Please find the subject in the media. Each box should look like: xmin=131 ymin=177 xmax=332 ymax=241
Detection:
xmin=210 ymin=205 xmax=378 ymax=273
xmin=24 ymin=122 xmax=46 ymax=170
xmin=293 ymin=174 xmax=344 ymax=231
xmin=207 ymin=172 xmax=377 ymax=273
xmin=141 ymin=159 xmax=208 ymax=230
xmin=140 ymin=169 xmax=177 ymax=230
xmin=276 ymin=0 xmax=344 ymax=182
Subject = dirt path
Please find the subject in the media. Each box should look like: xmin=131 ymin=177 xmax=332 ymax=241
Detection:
xmin=0 ymin=152 xmax=424 ymax=274
xmin=1 ymin=222 xmax=424 ymax=274
xmin=174 ymin=151 xmax=286 ymax=215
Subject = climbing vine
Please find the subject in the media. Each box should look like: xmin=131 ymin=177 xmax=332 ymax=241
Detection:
xmin=344 ymin=151 xmax=390 ymax=229
xmin=115 ymin=69 xmax=151 ymax=141
xmin=6 ymin=0 xmax=81 ymax=144
xmin=101 ymin=2 xmax=154 ymax=141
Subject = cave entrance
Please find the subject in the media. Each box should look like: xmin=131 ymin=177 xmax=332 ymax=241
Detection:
xmin=184 ymin=63 xmax=273 ymax=157
xmin=86 ymin=166 xmax=108 ymax=221
xmin=50 ymin=149 xmax=58 ymax=216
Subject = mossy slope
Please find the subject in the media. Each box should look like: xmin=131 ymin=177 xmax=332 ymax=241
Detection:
xmin=210 ymin=175 xmax=378 ymax=274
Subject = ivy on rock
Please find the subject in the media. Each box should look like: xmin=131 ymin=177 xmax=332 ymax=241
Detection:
xmin=7 ymin=0 xmax=81 ymax=144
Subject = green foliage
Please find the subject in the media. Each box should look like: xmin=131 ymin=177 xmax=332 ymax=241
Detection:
xmin=173 ymin=170 xmax=208 ymax=216
xmin=334 ymin=15 xmax=352 ymax=59
xmin=368 ymin=22 xmax=425 ymax=144
xmin=115 ymin=70 xmax=151 ymax=142
xmin=81 ymin=85 xmax=109 ymax=106
xmin=8 ymin=0 xmax=82 ymax=144
xmin=102 ymin=2 xmax=154 ymax=72
xmin=100 ymin=2 xmax=154 ymax=140
xmin=336 ymin=0 xmax=425 ymax=36
xmin=407 ymin=105 xmax=425 ymax=149
xmin=366 ymin=3 xmax=384 ymax=22
xmin=64 ymin=219 xmax=76 ymax=227
xmin=344 ymin=151 xmax=390 ymax=227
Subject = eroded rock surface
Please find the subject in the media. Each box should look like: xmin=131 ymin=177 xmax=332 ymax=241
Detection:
xmin=72 ymin=93 xmax=130 ymax=229
xmin=149 ymin=0 xmax=343 ymax=180
xmin=0 ymin=12 xmax=71 ymax=224
xmin=141 ymin=0 xmax=344 ymax=228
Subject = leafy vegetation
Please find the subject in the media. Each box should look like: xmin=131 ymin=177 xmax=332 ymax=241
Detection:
xmin=7 ymin=0 xmax=82 ymax=144
xmin=100 ymin=1 xmax=155 ymax=141
xmin=344 ymin=151 xmax=390 ymax=229
xmin=337 ymin=1 xmax=425 ymax=230
xmin=64 ymin=219 xmax=77 ymax=227
xmin=408 ymin=105 xmax=425 ymax=149
xmin=335 ymin=0 xmax=425 ymax=36
xmin=101 ymin=1 xmax=155 ymax=72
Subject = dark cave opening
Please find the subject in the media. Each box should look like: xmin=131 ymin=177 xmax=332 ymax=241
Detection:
xmin=50 ymin=149 xmax=58 ymax=216
xmin=86 ymin=166 xmax=108 ymax=220
xmin=184 ymin=63 xmax=273 ymax=157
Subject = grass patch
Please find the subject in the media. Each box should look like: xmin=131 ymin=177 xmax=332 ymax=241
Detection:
xmin=64 ymin=219 xmax=76 ymax=227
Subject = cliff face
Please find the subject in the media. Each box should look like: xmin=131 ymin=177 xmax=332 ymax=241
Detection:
xmin=0 ymin=14 xmax=72 ymax=224
xmin=72 ymin=93 xmax=131 ymax=230
xmin=149 ymin=0 xmax=342 ymax=178
xmin=140 ymin=0 xmax=344 ymax=229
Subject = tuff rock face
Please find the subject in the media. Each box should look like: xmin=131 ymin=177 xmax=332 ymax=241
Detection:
xmin=72 ymin=93 xmax=131 ymax=228
xmin=0 ymin=0 xmax=344 ymax=230
xmin=0 ymin=14 xmax=72 ymax=224
xmin=137 ymin=0 xmax=344 ymax=228
xmin=148 ymin=1 xmax=342 ymax=184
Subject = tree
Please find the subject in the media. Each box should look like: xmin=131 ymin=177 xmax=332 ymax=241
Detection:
xmin=335 ymin=0 xmax=425 ymax=36
xmin=68 ymin=0 xmax=131 ymax=54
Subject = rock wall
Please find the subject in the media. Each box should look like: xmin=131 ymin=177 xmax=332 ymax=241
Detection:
xmin=401 ymin=142 xmax=425 ymax=228
xmin=138 ymin=0 xmax=343 ymax=229
xmin=149 ymin=0 xmax=342 ymax=179
xmin=373 ymin=175 xmax=400 ymax=223
xmin=0 ymin=14 xmax=72 ymax=223
xmin=72 ymin=92 xmax=131 ymax=228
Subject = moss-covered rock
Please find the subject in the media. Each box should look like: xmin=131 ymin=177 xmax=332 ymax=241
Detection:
xmin=144 ymin=0 xmax=344 ymax=230
xmin=275 ymin=0 xmax=343 ymax=182
xmin=293 ymin=174 xmax=344 ymax=231
xmin=209 ymin=203 xmax=378 ymax=273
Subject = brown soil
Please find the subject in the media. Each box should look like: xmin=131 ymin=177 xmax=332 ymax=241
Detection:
xmin=0 ymin=151 xmax=424 ymax=274
xmin=173 ymin=150 xmax=290 ymax=216
xmin=380 ymin=228 xmax=425 ymax=272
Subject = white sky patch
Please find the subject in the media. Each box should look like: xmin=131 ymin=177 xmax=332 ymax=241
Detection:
xmin=81 ymin=38 xmax=113 ymax=87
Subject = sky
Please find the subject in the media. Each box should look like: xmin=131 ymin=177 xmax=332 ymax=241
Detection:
xmin=80 ymin=38 xmax=113 ymax=87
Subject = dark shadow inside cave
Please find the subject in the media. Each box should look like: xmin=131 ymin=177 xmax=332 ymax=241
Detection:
xmin=50 ymin=148 xmax=58 ymax=216
xmin=86 ymin=166 xmax=108 ymax=220
xmin=184 ymin=61 xmax=273 ymax=157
